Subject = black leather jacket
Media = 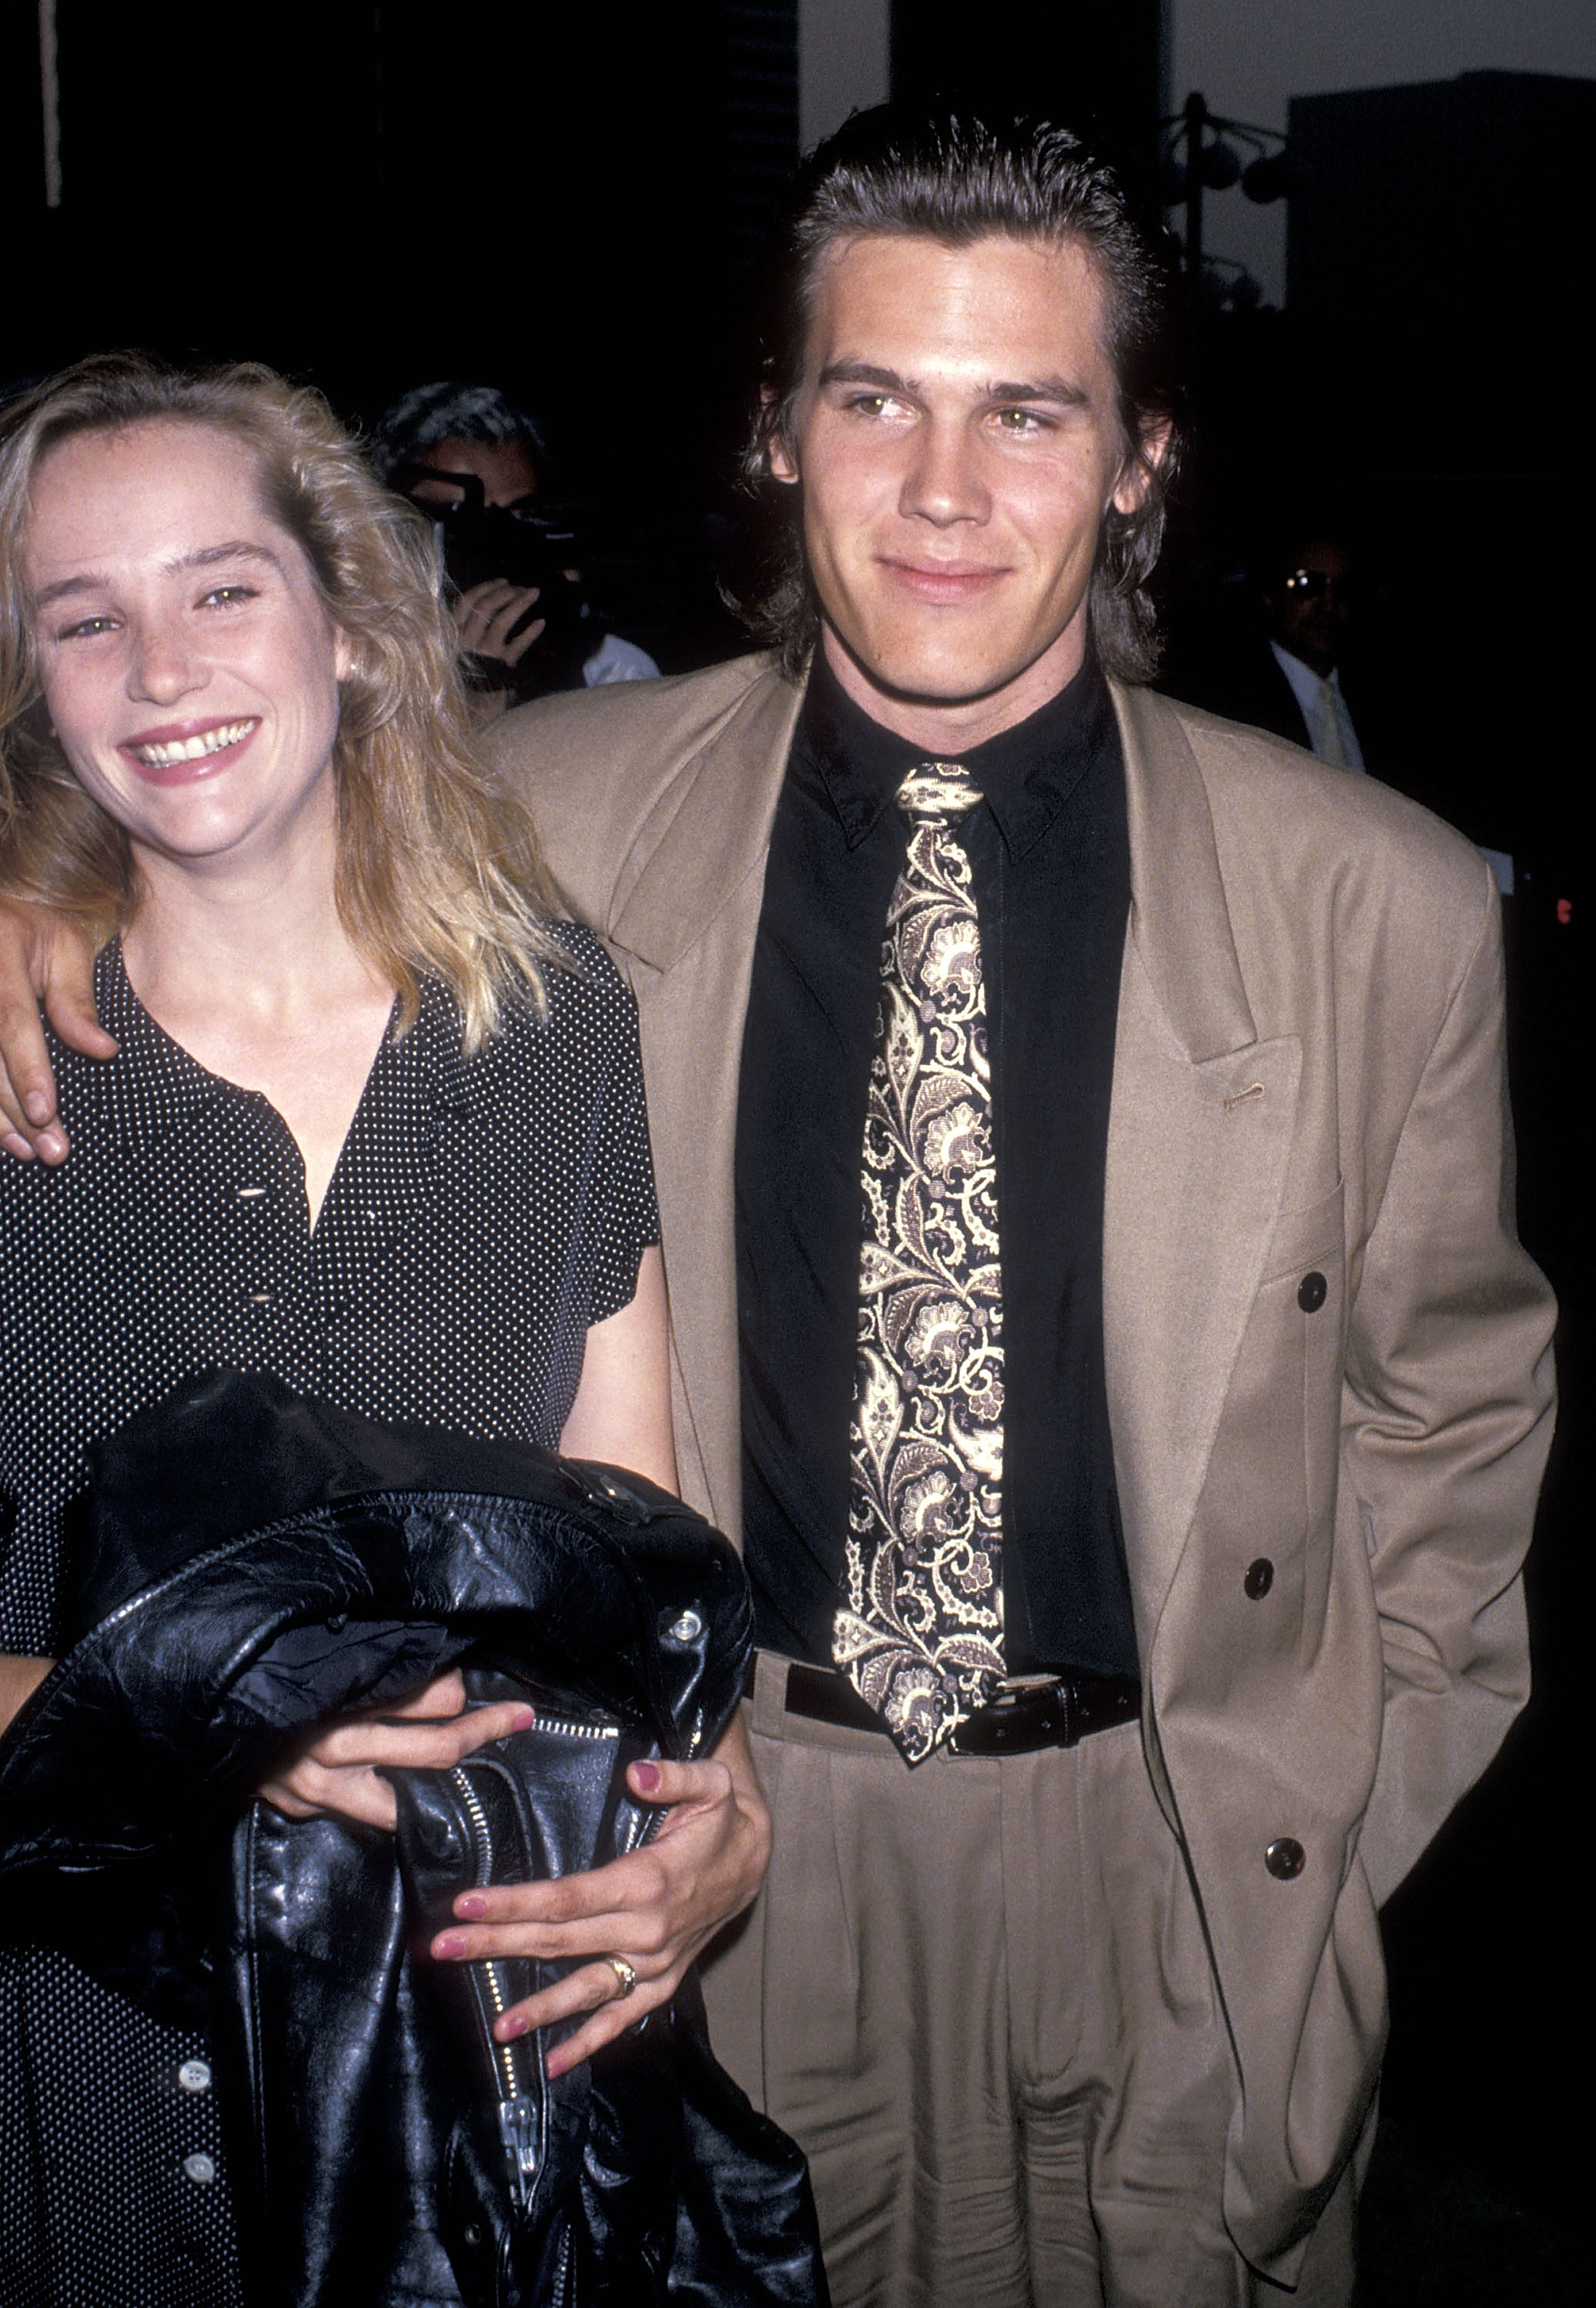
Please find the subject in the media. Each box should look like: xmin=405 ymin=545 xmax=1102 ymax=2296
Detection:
xmin=0 ymin=1372 xmax=825 ymax=2308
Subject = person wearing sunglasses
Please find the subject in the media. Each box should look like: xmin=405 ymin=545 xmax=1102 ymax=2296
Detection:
xmin=1261 ymin=537 xmax=1368 ymax=769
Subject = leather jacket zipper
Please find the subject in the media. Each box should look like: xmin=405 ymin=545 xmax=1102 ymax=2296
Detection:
xmin=451 ymin=1766 xmax=545 ymax=2206
xmin=521 ymin=1716 xmax=618 ymax=1743
xmin=451 ymin=1768 xmax=521 ymax=2102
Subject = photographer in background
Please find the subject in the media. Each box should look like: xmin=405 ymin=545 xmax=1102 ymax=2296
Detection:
xmin=372 ymin=382 xmax=658 ymax=705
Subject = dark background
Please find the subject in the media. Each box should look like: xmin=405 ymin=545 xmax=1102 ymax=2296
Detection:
xmin=4 ymin=6 xmax=1585 ymax=2296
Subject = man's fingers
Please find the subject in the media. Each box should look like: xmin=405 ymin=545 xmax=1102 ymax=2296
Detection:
xmin=0 ymin=1110 xmax=68 ymax=1163
xmin=0 ymin=989 xmax=65 ymax=1147
xmin=0 ymin=904 xmax=111 ymax=1157
xmin=42 ymin=972 xmax=117 ymax=1061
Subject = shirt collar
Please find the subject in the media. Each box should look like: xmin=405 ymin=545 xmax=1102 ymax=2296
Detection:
xmin=82 ymin=943 xmax=228 ymax=1145
xmin=794 ymin=646 xmax=1114 ymax=860
xmin=406 ymin=975 xmax=473 ymax=1116
xmin=1270 ymin=639 xmax=1341 ymax=705
xmin=75 ymin=942 xmax=469 ymax=1146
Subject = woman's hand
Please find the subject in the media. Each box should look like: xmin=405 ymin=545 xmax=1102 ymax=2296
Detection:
xmin=258 ymin=1669 xmax=534 ymax=1832
xmin=428 ymin=1708 xmax=771 ymax=2076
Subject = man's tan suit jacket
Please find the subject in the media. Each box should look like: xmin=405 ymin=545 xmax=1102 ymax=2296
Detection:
xmin=481 ymin=655 xmax=1554 ymax=2276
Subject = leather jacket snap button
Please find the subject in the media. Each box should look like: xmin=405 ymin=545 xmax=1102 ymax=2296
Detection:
xmin=1297 ymin=1272 xmax=1328 ymax=1312
xmin=1265 ymin=1836 xmax=1306 ymax=1879
xmin=662 ymin=1609 xmax=704 ymax=1644
xmin=1244 ymin=1558 xmax=1274 ymax=1599
xmin=420 ymin=1812 xmax=466 ymax=1862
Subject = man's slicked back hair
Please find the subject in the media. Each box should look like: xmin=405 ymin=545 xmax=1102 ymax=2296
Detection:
xmin=738 ymin=108 xmax=1187 ymax=683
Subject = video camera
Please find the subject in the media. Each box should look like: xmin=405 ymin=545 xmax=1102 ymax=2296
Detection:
xmin=395 ymin=463 xmax=593 ymax=695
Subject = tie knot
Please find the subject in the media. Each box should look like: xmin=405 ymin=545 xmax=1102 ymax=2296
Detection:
xmin=897 ymin=762 xmax=981 ymax=825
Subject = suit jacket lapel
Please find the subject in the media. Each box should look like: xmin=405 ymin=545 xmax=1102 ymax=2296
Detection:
xmin=608 ymin=671 xmax=805 ymax=972
xmin=605 ymin=667 xmax=803 ymax=1535
xmin=1104 ymin=685 xmax=1301 ymax=1652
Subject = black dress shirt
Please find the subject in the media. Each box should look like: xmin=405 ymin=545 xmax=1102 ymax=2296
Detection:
xmin=736 ymin=652 xmax=1138 ymax=1680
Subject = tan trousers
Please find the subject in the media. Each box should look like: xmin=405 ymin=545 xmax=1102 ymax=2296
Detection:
xmin=701 ymin=1654 xmax=1356 ymax=2308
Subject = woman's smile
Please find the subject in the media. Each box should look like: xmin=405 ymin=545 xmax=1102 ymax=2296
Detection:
xmin=122 ymin=715 xmax=261 ymax=781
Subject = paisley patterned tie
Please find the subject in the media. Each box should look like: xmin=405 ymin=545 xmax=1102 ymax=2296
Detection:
xmin=833 ymin=764 xmax=1005 ymax=1763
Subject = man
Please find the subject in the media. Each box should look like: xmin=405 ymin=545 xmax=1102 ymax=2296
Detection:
xmin=0 ymin=111 xmax=1556 ymax=2308
xmin=1260 ymin=536 xmax=1367 ymax=765
xmin=1166 ymin=531 xmax=1380 ymax=770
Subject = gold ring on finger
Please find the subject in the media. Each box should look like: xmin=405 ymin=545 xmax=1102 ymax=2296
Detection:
xmin=605 ymin=1955 xmax=638 ymax=1999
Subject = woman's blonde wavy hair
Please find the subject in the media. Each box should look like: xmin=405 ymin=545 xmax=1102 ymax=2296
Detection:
xmin=0 ymin=352 xmax=565 ymax=1048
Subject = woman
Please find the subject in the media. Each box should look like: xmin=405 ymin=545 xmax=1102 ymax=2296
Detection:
xmin=0 ymin=355 xmax=769 ymax=2306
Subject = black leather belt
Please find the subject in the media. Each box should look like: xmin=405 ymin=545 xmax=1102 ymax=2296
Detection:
xmin=758 ymin=1658 xmax=1139 ymax=1755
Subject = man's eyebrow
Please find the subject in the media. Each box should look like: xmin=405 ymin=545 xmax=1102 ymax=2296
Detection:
xmin=818 ymin=361 xmax=915 ymax=394
xmin=33 ymin=540 xmax=287 ymax=612
xmin=816 ymin=361 xmax=1091 ymax=409
xmin=986 ymin=375 xmax=1091 ymax=408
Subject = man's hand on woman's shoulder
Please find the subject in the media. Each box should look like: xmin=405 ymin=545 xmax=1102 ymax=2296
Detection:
xmin=0 ymin=902 xmax=115 ymax=1163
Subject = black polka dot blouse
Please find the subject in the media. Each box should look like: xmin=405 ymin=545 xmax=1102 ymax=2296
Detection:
xmin=0 ymin=925 xmax=659 ymax=2308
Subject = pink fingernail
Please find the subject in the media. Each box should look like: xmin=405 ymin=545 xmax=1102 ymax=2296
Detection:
xmin=433 ymin=1932 xmax=468 ymax=1958
xmin=495 ymin=2014 xmax=528 ymax=2042
xmin=455 ymin=1895 xmax=486 ymax=1919
xmin=632 ymin=1760 xmax=661 ymax=1794
xmin=510 ymin=1708 xmax=535 ymax=1730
